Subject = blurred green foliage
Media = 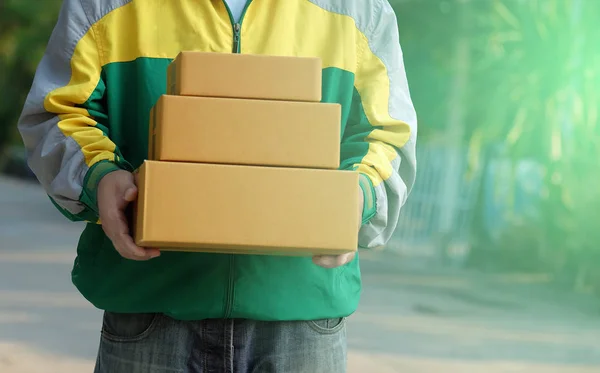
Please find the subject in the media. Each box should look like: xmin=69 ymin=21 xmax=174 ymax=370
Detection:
xmin=393 ymin=0 xmax=600 ymax=292
xmin=478 ymin=0 xmax=600 ymax=294
xmin=0 ymin=0 xmax=62 ymax=148
xmin=1 ymin=0 xmax=599 ymax=293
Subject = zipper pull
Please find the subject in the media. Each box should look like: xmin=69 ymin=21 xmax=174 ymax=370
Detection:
xmin=233 ymin=23 xmax=241 ymax=53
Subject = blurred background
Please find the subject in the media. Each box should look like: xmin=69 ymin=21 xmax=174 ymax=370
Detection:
xmin=1 ymin=0 xmax=599 ymax=372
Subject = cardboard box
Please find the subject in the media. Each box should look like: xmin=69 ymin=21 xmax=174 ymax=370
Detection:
xmin=134 ymin=161 xmax=359 ymax=255
xmin=167 ymin=52 xmax=322 ymax=102
xmin=149 ymin=95 xmax=341 ymax=169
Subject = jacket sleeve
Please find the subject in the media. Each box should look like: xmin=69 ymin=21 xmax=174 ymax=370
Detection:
xmin=340 ymin=1 xmax=417 ymax=249
xmin=17 ymin=0 xmax=129 ymax=223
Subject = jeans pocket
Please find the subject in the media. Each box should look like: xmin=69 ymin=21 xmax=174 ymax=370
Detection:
xmin=307 ymin=317 xmax=346 ymax=334
xmin=101 ymin=311 xmax=161 ymax=343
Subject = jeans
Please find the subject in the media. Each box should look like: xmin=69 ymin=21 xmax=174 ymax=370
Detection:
xmin=94 ymin=312 xmax=347 ymax=373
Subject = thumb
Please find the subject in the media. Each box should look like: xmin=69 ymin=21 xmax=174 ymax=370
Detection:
xmin=123 ymin=185 xmax=138 ymax=202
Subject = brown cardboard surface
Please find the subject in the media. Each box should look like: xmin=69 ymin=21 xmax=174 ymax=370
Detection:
xmin=134 ymin=161 xmax=359 ymax=255
xmin=167 ymin=52 xmax=322 ymax=102
xmin=150 ymin=95 xmax=341 ymax=169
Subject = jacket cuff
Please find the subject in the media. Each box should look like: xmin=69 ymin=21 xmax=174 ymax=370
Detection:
xmin=359 ymin=173 xmax=377 ymax=225
xmin=80 ymin=160 xmax=123 ymax=215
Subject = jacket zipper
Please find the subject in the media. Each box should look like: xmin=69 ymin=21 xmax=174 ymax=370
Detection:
xmin=223 ymin=0 xmax=252 ymax=53
xmin=221 ymin=0 xmax=252 ymax=318
xmin=233 ymin=23 xmax=241 ymax=53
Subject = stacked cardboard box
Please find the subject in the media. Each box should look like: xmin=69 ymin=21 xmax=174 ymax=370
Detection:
xmin=134 ymin=51 xmax=359 ymax=256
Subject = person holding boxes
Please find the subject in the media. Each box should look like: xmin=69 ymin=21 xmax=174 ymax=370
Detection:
xmin=17 ymin=0 xmax=417 ymax=372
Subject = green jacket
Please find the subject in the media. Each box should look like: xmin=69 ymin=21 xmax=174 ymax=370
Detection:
xmin=18 ymin=0 xmax=417 ymax=321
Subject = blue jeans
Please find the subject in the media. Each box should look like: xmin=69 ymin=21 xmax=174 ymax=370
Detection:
xmin=94 ymin=312 xmax=347 ymax=373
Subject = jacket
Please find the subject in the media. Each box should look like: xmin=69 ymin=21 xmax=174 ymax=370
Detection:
xmin=18 ymin=0 xmax=417 ymax=321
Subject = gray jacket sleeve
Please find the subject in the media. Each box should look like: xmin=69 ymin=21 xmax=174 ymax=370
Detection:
xmin=17 ymin=0 xmax=125 ymax=222
xmin=340 ymin=0 xmax=418 ymax=249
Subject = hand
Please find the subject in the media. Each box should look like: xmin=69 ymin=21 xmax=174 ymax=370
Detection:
xmin=312 ymin=188 xmax=364 ymax=269
xmin=98 ymin=170 xmax=160 ymax=261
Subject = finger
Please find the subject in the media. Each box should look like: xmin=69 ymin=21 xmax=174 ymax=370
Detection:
xmin=114 ymin=247 xmax=143 ymax=261
xmin=116 ymin=233 xmax=160 ymax=260
xmin=343 ymin=252 xmax=356 ymax=265
xmin=119 ymin=233 xmax=157 ymax=258
xmin=313 ymin=255 xmax=340 ymax=269
xmin=313 ymin=253 xmax=355 ymax=269
xmin=102 ymin=204 xmax=158 ymax=261
xmin=104 ymin=212 xmax=158 ymax=260
xmin=102 ymin=208 xmax=130 ymax=237
xmin=146 ymin=248 xmax=161 ymax=258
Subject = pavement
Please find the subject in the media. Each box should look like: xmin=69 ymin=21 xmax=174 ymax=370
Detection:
xmin=0 ymin=175 xmax=599 ymax=373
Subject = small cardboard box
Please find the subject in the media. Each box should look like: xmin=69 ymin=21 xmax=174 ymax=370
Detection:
xmin=148 ymin=95 xmax=341 ymax=169
xmin=167 ymin=51 xmax=322 ymax=102
xmin=134 ymin=161 xmax=359 ymax=255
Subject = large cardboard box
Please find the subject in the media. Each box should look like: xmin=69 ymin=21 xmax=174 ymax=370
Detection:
xmin=167 ymin=52 xmax=322 ymax=102
xmin=148 ymin=95 xmax=341 ymax=169
xmin=134 ymin=161 xmax=359 ymax=255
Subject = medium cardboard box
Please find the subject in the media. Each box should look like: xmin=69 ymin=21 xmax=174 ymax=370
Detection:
xmin=148 ymin=95 xmax=341 ymax=169
xmin=133 ymin=161 xmax=359 ymax=255
xmin=167 ymin=51 xmax=322 ymax=102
